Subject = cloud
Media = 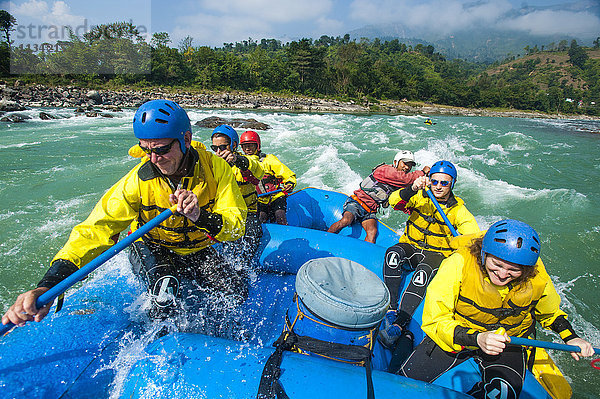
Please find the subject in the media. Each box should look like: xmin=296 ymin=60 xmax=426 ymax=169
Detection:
xmin=348 ymin=0 xmax=600 ymax=38
xmin=172 ymin=13 xmax=273 ymax=46
xmin=349 ymin=0 xmax=513 ymax=34
xmin=198 ymin=0 xmax=333 ymax=23
xmin=500 ymin=10 xmax=600 ymax=38
xmin=10 ymin=0 xmax=84 ymax=27
xmin=171 ymin=0 xmax=337 ymax=46
xmin=9 ymin=0 xmax=49 ymax=18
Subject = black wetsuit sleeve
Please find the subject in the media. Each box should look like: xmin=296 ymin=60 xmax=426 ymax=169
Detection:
xmin=454 ymin=326 xmax=479 ymax=348
xmin=233 ymin=155 xmax=249 ymax=171
xmin=550 ymin=315 xmax=579 ymax=342
xmin=398 ymin=186 xmax=419 ymax=202
xmin=37 ymin=259 xmax=79 ymax=289
xmin=194 ymin=208 xmax=223 ymax=237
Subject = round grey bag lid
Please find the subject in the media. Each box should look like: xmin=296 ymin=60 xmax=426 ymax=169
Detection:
xmin=295 ymin=257 xmax=390 ymax=329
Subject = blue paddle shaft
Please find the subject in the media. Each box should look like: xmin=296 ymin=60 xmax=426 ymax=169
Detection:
xmin=1 ymin=206 xmax=175 ymax=336
xmin=424 ymin=188 xmax=459 ymax=237
xmin=257 ymin=189 xmax=283 ymax=198
xmin=509 ymin=336 xmax=600 ymax=355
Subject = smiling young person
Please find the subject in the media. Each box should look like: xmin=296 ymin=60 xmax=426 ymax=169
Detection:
xmin=380 ymin=160 xmax=480 ymax=351
xmin=397 ymin=220 xmax=594 ymax=399
xmin=2 ymin=100 xmax=249 ymax=326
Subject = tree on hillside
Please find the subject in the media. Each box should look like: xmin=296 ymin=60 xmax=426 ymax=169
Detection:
xmin=286 ymin=39 xmax=326 ymax=92
xmin=0 ymin=10 xmax=16 ymax=45
xmin=558 ymin=40 xmax=568 ymax=51
xmin=151 ymin=32 xmax=171 ymax=48
xmin=568 ymin=40 xmax=588 ymax=69
xmin=178 ymin=36 xmax=193 ymax=54
xmin=594 ymin=37 xmax=599 ymax=49
xmin=83 ymin=21 xmax=144 ymax=43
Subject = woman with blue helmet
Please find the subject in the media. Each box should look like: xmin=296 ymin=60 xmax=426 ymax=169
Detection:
xmin=397 ymin=219 xmax=594 ymax=398
xmin=2 ymin=100 xmax=250 ymax=328
xmin=380 ymin=160 xmax=480 ymax=353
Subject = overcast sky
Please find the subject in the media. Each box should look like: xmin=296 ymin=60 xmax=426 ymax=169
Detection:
xmin=4 ymin=0 xmax=599 ymax=48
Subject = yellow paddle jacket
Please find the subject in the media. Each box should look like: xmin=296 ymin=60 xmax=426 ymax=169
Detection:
xmin=422 ymin=233 xmax=570 ymax=352
xmin=389 ymin=189 xmax=479 ymax=256
xmin=52 ymin=144 xmax=247 ymax=269
xmin=229 ymin=151 xmax=264 ymax=213
xmin=256 ymin=152 xmax=296 ymax=204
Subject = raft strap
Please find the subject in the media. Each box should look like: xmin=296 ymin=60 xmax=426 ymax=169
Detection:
xmin=257 ymin=330 xmax=375 ymax=399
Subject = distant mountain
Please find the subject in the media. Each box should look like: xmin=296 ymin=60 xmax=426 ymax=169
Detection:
xmin=347 ymin=1 xmax=599 ymax=63
xmin=349 ymin=26 xmax=583 ymax=63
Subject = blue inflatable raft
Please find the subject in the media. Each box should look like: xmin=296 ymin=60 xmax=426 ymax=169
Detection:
xmin=0 ymin=188 xmax=562 ymax=398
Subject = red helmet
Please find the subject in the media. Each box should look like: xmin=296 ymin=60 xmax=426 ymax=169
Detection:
xmin=240 ymin=130 xmax=261 ymax=151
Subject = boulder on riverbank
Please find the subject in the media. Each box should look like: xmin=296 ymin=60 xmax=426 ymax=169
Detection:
xmin=0 ymin=99 xmax=27 ymax=112
xmin=195 ymin=116 xmax=271 ymax=130
xmin=1 ymin=82 xmax=598 ymax=121
xmin=0 ymin=113 xmax=31 ymax=123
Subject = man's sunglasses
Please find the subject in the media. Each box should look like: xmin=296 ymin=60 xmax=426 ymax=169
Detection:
xmin=211 ymin=144 xmax=229 ymax=152
xmin=431 ymin=179 xmax=451 ymax=187
xmin=139 ymin=140 xmax=177 ymax=156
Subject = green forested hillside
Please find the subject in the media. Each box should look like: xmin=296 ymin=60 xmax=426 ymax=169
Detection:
xmin=1 ymin=17 xmax=599 ymax=116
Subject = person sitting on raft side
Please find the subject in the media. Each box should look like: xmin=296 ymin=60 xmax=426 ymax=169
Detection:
xmin=1 ymin=99 xmax=249 ymax=325
xmin=396 ymin=219 xmax=595 ymax=399
xmin=327 ymin=151 xmax=430 ymax=244
xmin=380 ymin=160 xmax=480 ymax=350
xmin=211 ymin=124 xmax=265 ymax=271
xmin=239 ymin=130 xmax=296 ymax=225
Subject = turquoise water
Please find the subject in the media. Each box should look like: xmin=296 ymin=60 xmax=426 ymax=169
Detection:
xmin=0 ymin=108 xmax=599 ymax=397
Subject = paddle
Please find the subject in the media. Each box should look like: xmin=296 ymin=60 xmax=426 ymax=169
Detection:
xmin=423 ymin=187 xmax=459 ymax=237
xmin=257 ymin=189 xmax=295 ymax=198
xmin=0 ymin=204 xmax=178 ymax=337
xmin=257 ymin=189 xmax=282 ymax=198
xmin=508 ymin=335 xmax=600 ymax=355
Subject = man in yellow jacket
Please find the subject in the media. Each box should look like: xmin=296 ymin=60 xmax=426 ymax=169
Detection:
xmin=380 ymin=160 xmax=480 ymax=349
xmin=240 ymin=130 xmax=296 ymax=225
xmin=211 ymin=125 xmax=264 ymax=271
xmin=2 ymin=100 xmax=248 ymax=325
xmin=397 ymin=220 xmax=594 ymax=398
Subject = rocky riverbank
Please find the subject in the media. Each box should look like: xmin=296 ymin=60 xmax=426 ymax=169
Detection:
xmin=1 ymin=81 xmax=598 ymax=121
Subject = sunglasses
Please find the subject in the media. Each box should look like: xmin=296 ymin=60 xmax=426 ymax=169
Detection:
xmin=431 ymin=179 xmax=451 ymax=187
xmin=139 ymin=140 xmax=177 ymax=156
xmin=211 ymin=144 xmax=229 ymax=152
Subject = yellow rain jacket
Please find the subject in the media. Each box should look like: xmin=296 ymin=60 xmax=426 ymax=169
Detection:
xmin=228 ymin=151 xmax=264 ymax=213
xmin=256 ymin=152 xmax=296 ymax=204
xmin=52 ymin=144 xmax=247 ymax=269
xmin=389 ymin=189 xmax=479 ymax=256
xmin=421 ymin=233 xmax=570 ymax=353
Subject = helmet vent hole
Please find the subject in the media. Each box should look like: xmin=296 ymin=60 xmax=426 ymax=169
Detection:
xmin=496 ymin=228 xmax=507 ymax=234
xmin=516 ymin=237 xmax=523 ymax=248
xmin=158 ymin=108 xmax=170 ymax=116
xmin=165 ymin=103 xmax=175 ymax=111
xmin=531 ymin=247 xmax=539 ymax=254
xmin=141 ymin=112 xmax=147 ymax=123
xmin=493 ymin=238 xmax=506 ymax=244
xmin=155 ymin=118 xmax=168 ymax=124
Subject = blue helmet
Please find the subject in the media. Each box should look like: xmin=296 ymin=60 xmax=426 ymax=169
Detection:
xmin=481 ymin=219 xmax=541 ymax=267
xmin=212 ymin=125 xmax=239 ymax=150
xmin=133 ymin=100 xmax=191 ymax=154
xmin=430 ymin=160 xmax=457 ymax=189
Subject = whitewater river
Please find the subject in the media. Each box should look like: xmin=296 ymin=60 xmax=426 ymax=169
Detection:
xmin=0 ymin=107 xmax=599 ymax=397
